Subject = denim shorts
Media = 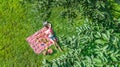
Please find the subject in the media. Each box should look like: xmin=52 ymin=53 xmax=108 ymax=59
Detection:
xmin=49 ymin=35 xmax=55 ymax=40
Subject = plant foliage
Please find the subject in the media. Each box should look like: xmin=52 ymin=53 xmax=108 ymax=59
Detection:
xmin=40 ymin=0 xmax=120 ymax=67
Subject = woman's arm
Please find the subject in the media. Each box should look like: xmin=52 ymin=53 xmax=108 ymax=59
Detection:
xmin=48 ymin=23 xmax=51 ymax=28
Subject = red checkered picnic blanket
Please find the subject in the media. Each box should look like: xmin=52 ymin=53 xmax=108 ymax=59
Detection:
xmin=26 ymin=27 xmax=54 ymax=54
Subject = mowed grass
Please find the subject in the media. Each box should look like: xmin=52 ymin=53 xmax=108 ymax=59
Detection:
xmin=0 ymin=0 xmax=83 ymax=67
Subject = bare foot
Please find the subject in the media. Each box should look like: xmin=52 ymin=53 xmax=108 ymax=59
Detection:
xmin=43 ymin=51 xmax=47 ymax=55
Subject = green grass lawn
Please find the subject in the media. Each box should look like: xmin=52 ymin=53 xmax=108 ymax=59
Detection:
xmin=0 ymin=0 xmax=79 ymax=67
xmin=1 ymin=20 xmax=68 ymax=66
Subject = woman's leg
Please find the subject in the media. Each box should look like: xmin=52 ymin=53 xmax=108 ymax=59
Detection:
xmin=55 ymin=42 xmax=62 ymax=51
xmin=54 ymin=43 xmax=58 ymax=50
xmin=43 ymin=50 xmax=47 ymax=55
xmin=43 ymin=47 xmax=49 ymax=55
xmin=50 ymin=36 xmax=63 ymax=51
xmin=53 ymin=40 xmax=62 ymax=52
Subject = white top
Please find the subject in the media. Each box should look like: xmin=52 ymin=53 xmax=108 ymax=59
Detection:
xmin=44 ymin=23 xmax=53 ymax=37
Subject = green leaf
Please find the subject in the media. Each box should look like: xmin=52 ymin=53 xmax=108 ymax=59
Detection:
xmin=95 ymin=39 xmax=107 ymax=44
xmin=109 ymin=29 xmax=114 ymax=33
xmin=93 ymin=58 xmax=102 ymax=63
xmin=102 ymin=45 xmax=108 ymax=51
xmin=96 ymin=1 xmax=101 ymax=8
xmin=94 ymin=63 xmax=103 ymax=67
xmin=111 ymin=56 xmax=117 ymax=61
xmin=118 ymin=18 xmax=120 ymax=23
xmin=86 ymin=56 xmax=91 ymax=64
xmin=94 ymin=32 xmax=101 ymax=38
xmin=75 ymin=61 xmax=81 ymax=67
xmin=81 ymin=61 xmax=85 ymax=67
xmin=110 ymin=53 xmax=118 ymax=61
xmin=100 ymin=1 xmax=105 ymax=8
xmin=52 ymin=62 xmax=58 ymax=67
xmin=102 ymin=33 xmax=109 ymax=41
xmin=106 ymin=31 xmax=110 ymax=39
xmin=87 ymin=0 xmax=91 ymax=3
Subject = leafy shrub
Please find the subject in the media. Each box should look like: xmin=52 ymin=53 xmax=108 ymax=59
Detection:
xmin=40 ymin=0 xmax=120 ymax=66
xmin=42 ymin=18 xmax=120 ymax=67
